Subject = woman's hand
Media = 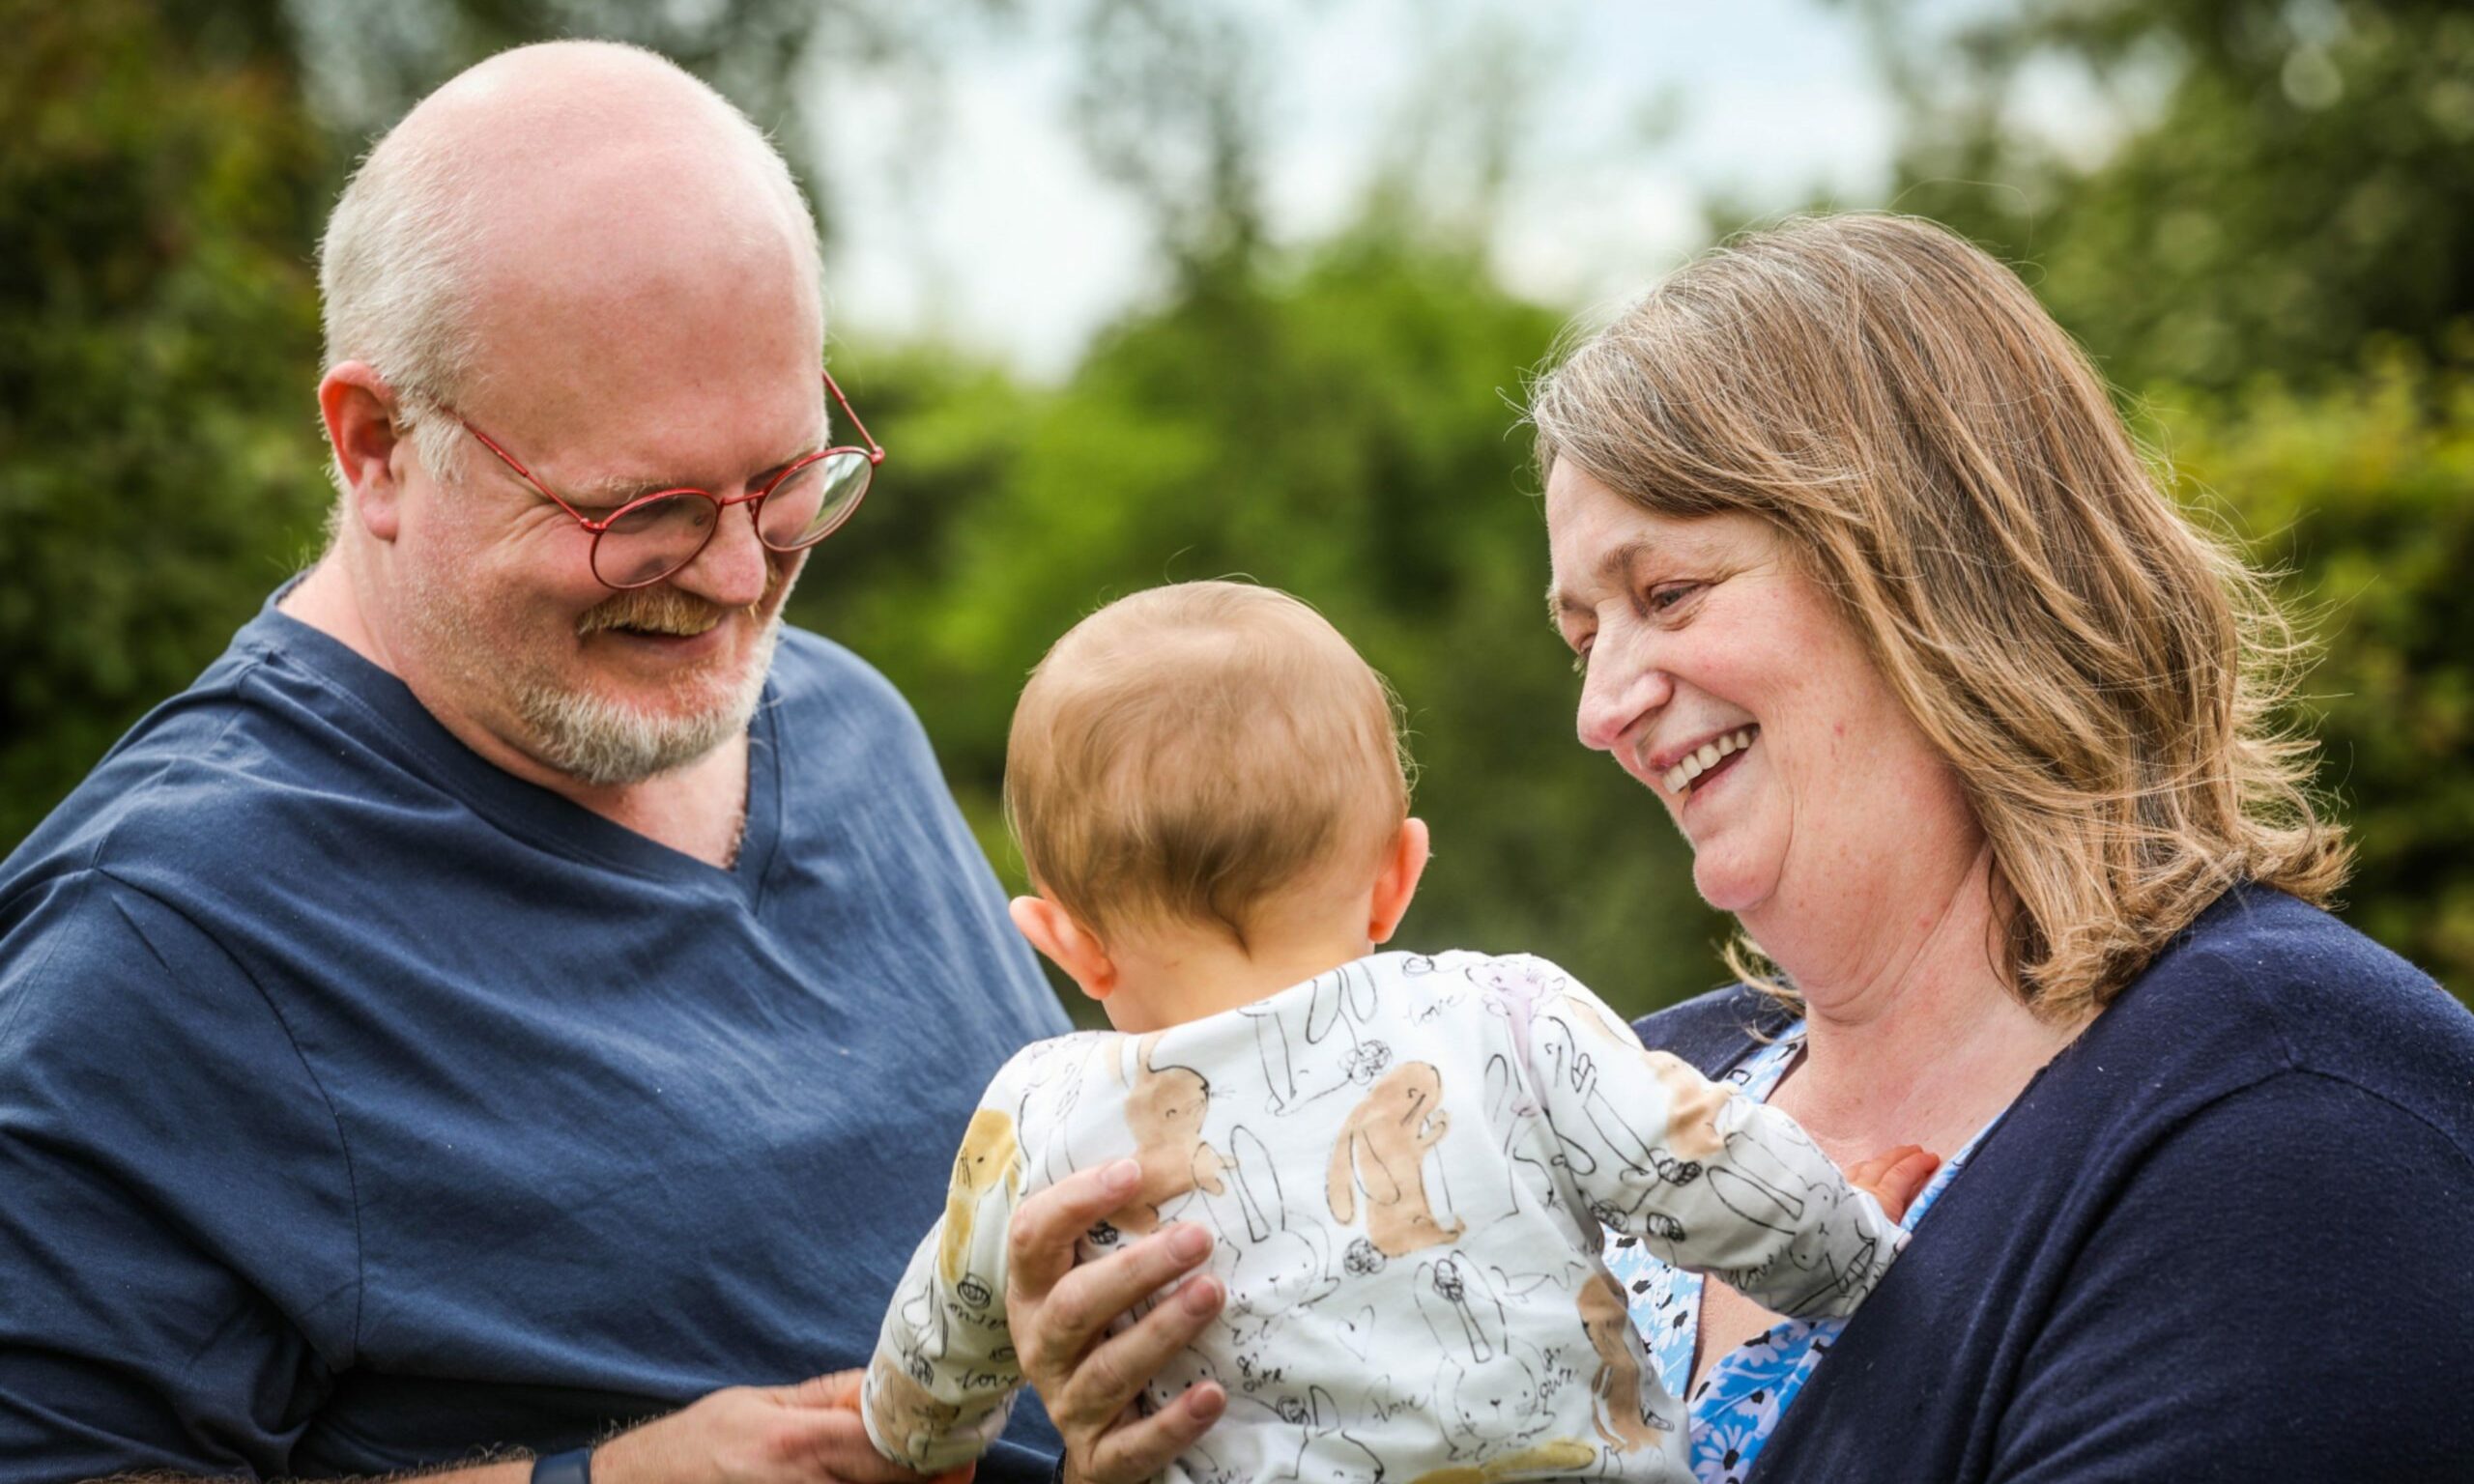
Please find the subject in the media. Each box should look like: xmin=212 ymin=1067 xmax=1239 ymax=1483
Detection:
xmin=1007 ymin=1159 xmax=1227 ymax=1484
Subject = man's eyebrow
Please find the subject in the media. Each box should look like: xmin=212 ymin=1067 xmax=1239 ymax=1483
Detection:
xmin=561 ymin=443 xmax=825 ymax=505
xmin=564 ymin=473 xmax=682 ymax=506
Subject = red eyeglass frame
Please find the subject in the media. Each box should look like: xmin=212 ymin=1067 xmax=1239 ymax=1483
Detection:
xmin=454 ymin=369 xmax=885 ymax=590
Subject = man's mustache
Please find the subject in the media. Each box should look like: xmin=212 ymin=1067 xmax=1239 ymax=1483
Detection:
xmin=575 ymin=562 xmax=786 ymax=638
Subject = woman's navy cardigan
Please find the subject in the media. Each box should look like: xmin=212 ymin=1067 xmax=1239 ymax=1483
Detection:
xmin=1631 ymin=885 xmax=2474 ymax=1481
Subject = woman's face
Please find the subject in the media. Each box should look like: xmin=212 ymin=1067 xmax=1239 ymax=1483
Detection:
xmin=1545 ymin=461 xmax=1973 ymax=921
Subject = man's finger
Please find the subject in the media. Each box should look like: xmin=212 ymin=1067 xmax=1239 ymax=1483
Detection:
xmin=1036 ymin=1223 xmax=1217 ymax=1375
xmin=773 ymin=1368 xmax=866 ymax=1410
xmin=1058 ymin=1272 xmax=1223 ymax=1428
xmin=1009 ymin=1159 xmax=1141 ymax=1297
xmin=1082 ymin=1379 xmax=1225 ymax=1484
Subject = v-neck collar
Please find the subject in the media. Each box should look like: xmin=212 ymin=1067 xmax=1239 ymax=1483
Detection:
xmin=246 ymin=589 xmax=784 ymax=899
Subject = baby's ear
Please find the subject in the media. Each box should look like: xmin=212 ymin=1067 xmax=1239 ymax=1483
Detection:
xmin=1009 ymin=895 xmax=1119 ymax=1001
xmin=1368 ymin=817 xmax=1431 ymax=945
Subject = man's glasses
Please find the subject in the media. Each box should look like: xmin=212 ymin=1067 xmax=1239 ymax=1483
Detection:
xmin=456 ymin=370 xmax=884 ymax=590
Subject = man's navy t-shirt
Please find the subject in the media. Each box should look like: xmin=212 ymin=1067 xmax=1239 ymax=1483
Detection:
xmin=0 ymin=597 xmax=1072 ymax=1479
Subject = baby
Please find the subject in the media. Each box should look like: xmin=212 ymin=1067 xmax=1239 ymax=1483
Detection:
xmin=859 ymin=581 xmax=1934 ymax=1484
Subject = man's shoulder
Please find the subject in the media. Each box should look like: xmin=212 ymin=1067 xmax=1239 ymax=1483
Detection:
xmin=5 ymin=625 xmax=351 ymax=897
xmin=767 ymin=625 xmax=917 ymax=728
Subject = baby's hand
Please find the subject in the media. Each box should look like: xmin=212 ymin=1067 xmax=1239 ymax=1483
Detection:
xmin=1845 ymin=1144 xmax=1940 ymax=1224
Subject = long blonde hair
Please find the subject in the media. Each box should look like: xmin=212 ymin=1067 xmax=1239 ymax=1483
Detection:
xmin=1529 ymin=214 xmax=2348 ymax=1019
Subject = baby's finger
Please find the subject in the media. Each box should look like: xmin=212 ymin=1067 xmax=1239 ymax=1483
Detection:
xmin=1881 ymin=1146 xmax=1941 ymax=1199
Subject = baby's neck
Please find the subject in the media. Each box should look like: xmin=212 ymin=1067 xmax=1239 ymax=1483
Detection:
xmin=1114 ymin=921 xmax=1379 ymax=1031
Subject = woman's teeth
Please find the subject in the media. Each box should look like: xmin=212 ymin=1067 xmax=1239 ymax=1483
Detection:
xmin=1664 ymin=727 xmax=1757 ymax=795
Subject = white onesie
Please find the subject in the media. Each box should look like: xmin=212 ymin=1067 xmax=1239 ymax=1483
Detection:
xmin=861 ymin=950 xmax=1902 ymax=1483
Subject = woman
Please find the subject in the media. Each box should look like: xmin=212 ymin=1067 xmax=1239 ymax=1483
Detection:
xmin=1002 ymin=214 xmax=2474 ymax=1482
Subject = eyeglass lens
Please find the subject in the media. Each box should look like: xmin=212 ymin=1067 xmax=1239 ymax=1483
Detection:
xmin=589 ymin=450 xmax=876 ymax=589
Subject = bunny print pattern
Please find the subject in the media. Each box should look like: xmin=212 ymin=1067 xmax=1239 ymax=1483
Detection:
xmin=861 ymin=952 xmax=1906 ymax=1483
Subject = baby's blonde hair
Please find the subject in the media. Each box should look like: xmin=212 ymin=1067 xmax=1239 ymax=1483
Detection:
xmin=1005 ymin=582 xmax=1411 ymax=948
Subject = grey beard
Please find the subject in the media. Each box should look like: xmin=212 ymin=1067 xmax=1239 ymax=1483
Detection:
xmin=514 ymin=614 xmax=783 ymax=786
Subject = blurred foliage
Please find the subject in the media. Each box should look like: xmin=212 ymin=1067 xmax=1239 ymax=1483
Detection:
xmin=2146 ymin=348 xmax=2474 ymax=988
xmin=795 ymin=243 xmax=1729 ymax=1023
xmin=3 ymin=0 xmax=2465 ymax=1012
xmin=0 ymin=0 xmax=334 ymax=842
xmin=1868 ymin=0 xmax=2474 ymax=392
xmin=282 ymin=0 xmax=1018 ymax=240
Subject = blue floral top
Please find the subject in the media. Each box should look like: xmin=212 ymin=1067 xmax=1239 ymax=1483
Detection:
xmin=1600 ymin=1022 xmax=1988 ymax=1484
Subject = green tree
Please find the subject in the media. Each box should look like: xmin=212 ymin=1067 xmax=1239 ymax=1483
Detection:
xmin=1870 ymin=0 xmax=2474 ymax=391
xmin=793 ymin=232 xmax=1734 ymax=1023
xmin=2149 ymin=349 xmax=2474 ymax=991
xmin=0 ymin=0 xmax=334 ymax=845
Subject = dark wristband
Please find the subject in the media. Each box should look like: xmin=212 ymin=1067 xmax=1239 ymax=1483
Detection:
xmin=532 ymin=1447 xmax=592 ymax=1484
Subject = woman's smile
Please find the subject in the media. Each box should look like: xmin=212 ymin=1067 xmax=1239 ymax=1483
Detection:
xmin=1659 ymin=724 xmax=1759 ymax=799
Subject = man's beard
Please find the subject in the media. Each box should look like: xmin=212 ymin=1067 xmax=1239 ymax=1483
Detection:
xmin=516 ymin=609 xmax=782 ymax=787
xmin=404 ymin=563 xmax=790 ymax=789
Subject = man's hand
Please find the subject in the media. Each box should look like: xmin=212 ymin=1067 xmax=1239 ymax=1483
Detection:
xmin=1007 ymin=1159 xmax=1226 ymax=1484
xmin=592 ymin=1371 xmax=972 ymax=1484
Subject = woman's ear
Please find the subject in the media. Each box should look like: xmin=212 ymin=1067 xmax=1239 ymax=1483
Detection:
xmin=319 ymin=362 xmax=406 ymax=542
xmin=1009 ymin=895 xmax=1120 ymax=1002
xmin=1368 ymin=816 xmax=1431 ymax=945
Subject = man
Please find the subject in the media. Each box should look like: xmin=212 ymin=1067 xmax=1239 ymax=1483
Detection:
xmin=0 ymin=41 xmax=1073 ymax=1484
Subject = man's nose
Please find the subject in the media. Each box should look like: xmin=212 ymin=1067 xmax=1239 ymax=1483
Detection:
xmin=669 ymin=501 xmax=773 ymax=609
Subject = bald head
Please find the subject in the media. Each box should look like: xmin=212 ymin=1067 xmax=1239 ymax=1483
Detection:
xmin=319 ymin=41 xmax=822 ymax=456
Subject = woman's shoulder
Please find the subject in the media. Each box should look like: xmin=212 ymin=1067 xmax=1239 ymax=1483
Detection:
xmin=2163 ymin=881 xmax=2441 ymax=1001
xmin=1628 ymin=982 xmax=1797 ymax=1078
xmin=2127 ymin=880 xmax=2454 ymax=1068
xmin=2113 ymin=884 xmax=2471 ymax=1119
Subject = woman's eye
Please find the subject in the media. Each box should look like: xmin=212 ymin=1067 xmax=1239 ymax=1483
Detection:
xmin=1648 ymin=581 xmax=1702 ymax=613
xmin=1569 ymin=640 xmax=1592 ymax=675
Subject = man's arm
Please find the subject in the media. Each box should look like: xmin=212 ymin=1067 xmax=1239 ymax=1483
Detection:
xmin=0 ymin=873 xmax=360 ymax=1478
xmin=82 ymin=1376 xmax=957 ymax=1484
xmin=1 ymin=874 xmax=967 ymax=1484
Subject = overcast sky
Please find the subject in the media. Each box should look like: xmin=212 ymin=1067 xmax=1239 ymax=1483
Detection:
xmin=808 ymin=0 xmax=1945 ymax=378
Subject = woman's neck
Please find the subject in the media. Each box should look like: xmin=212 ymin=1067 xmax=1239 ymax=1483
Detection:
xmin=1748 ymin=845 xmax=2089 ymax=1159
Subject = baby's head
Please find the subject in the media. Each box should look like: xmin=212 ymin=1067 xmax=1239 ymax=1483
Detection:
xmin=1004 ymin=581 xmax=1425 ymax=1029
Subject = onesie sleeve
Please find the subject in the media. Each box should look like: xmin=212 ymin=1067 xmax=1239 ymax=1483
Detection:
xmin=862 ymin=1055 xmax=1037 ymax=1472
xmin=0 ymin=872 xmax=362 ymax=1481
xmin=1511 ymin=958 xmax=1901 ymax=1319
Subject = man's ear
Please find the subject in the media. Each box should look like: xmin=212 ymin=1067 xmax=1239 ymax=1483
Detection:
xmin=319 ymin=362 xmax=407 ymax=542
xmin=1367 ymin=816 xmax=1430 ymax=946
xmin=1008 ymin=895 xmax=1119 ymax=1003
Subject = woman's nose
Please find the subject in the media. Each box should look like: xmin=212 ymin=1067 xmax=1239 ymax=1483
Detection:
xmin=1575 ymin=642 xmax=1670 ymax=753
